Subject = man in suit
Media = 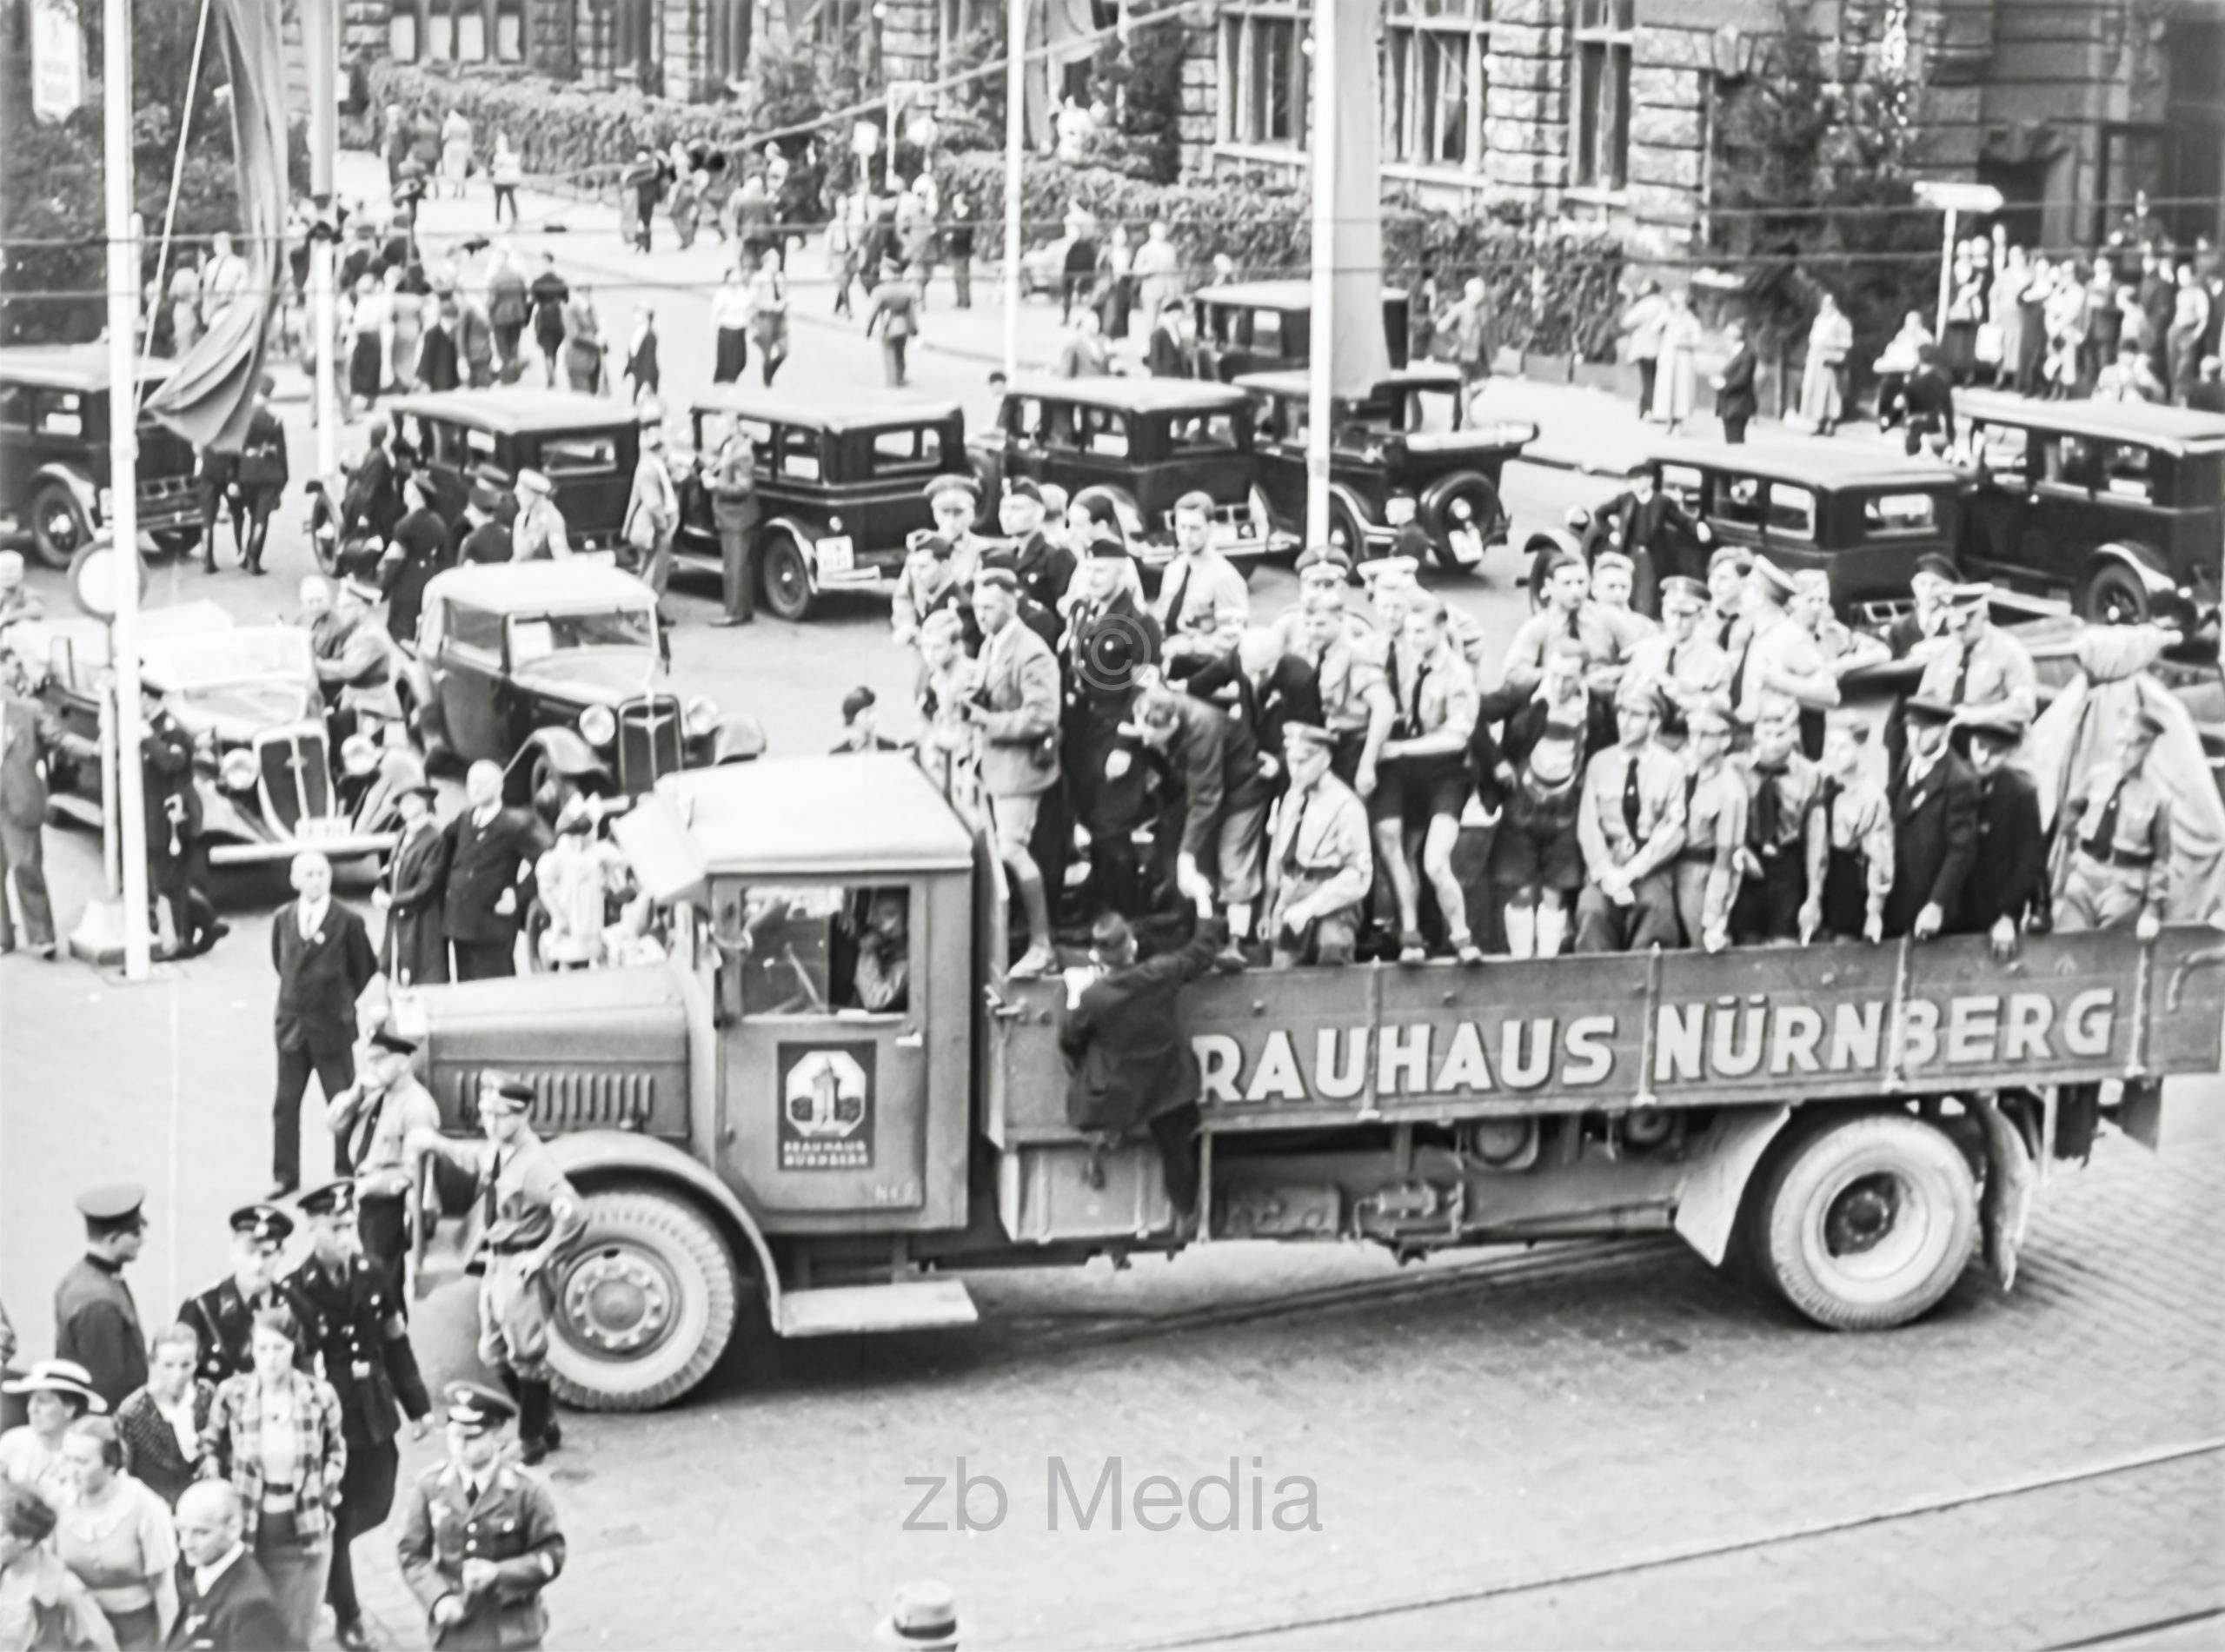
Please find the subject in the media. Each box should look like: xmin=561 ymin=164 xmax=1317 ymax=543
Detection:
xmin=1591 ymin=472 xmax=1711 ymax=617
xmin=981 ymin=478 xmax=1076 ymax=614
xmin=1061 ymin=906 xmax=1228 ymax=1218
xmin=375 ymin=753 xmax=448 ymax=986
xmin=441 ymin=760 xmax=545 ymax=980
xmin=1883 ymin=696 xmax=1978 ymax=940
xmin=179 ymin=1202 xmax=309 ymax=1384
xmin=963 ymin=570 xmax=1062 ymax=978
xmin=1960 ymin=707 xmax=2049 ymax=954
xmin=143 ymin=680 xmax=225 ymax=959
xmin=1713 ymin=320 xmax=1758 ymax=444
xmin=0 ymin=655 xmax=92 ymax=958
xmin=270 ymin=850 xmax=377 ymax=1194
xmin=171 ymin=1479 xmax=292 ymax=1651
xmin=396 ymin=1383 xmax=567 ymax=1649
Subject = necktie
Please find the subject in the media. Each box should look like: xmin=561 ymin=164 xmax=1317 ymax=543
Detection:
xmin=1752 ymin=763 xmax=1785 ymax=853
xmin=1622 ymin=753 xmax=1643 ymax=837
xmin=1407 ymin=657 xmax=1431 ymax=732
xmin=1730 ymin=640 xmax=1753 ymax=708
xmin=1164 ymin=563 xmax=1192 ymax=633
xmin=1564 ymin=608 xmax=1581 ymax=644
xmin=1949 ymin=646 xmax=1973 ymax=705
xmin=482 ymin=1153 xmax=503 ymax=1229
xmin=2084 ymin=777 xmax=2124 ymax=857
xmin=1280 ymin=789 xmax=1310 ymax=877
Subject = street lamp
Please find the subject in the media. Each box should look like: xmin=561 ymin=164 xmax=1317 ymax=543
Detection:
xmin=1912 ymin=180 xmax=2003 ymax=338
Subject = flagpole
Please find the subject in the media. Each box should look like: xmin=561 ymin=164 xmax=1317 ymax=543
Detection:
xmin=1002 ymin=0 xmax=1026 ymax=379
xmin=105 ymin=0 xmax=154 ymax=981
xmin=1304 ymin=0 xmax=1338 ymax=549
xmin=305 ymin=0 xmax=340 ymax=478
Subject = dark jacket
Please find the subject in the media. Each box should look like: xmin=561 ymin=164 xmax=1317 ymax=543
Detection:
xmin=285 ymin=1251 xmax=430 ymax=1451
xmin=236 ymin=404 xmax=289 ymax=495
xmin=459 ymin=519 xmax=514 ymax=565
xmin=1883 ymin=746 xmax=1979 ymax=938
xmin=440 ymin=806 xmax=543 ymax=945
xmin=168 ymin=1549 xmax=291 ymax=1651
xmin=142 ymin=709 xmax=202 ymax=871
xmin=2 ymin=694 xmax=86 ymax=828
xmin=1061 ymin=919 xmax=1225 ymax=1133
xmin=341 ymin=444 xmax=407 ymax=543
xmin=382 ymin=818 xmax=451 ymax=986
xmin=114 ymin=1381 xmax=214 ymax=1507
xmin=1184 ymin=654 xmax=1321 ymax=794
xmin=981 ymin=530 xmax=1076 ymax=614
xmin=381 ymin=505 xmax=454 ymax=643
xmin=53 ymin=1254 xmax=146 ymax=1410
xmin=1151 ymin=692 xmax=1268 ymax=859
xmin=271 ymin=898 xmax=377 ymax=1054
xmin=1902 ymin=368 xmax=1956 ymax=444
xmin=397 ymin=1459 xmax=567 ymax=1652
xmin=1716 ymin=343 xmax=1757 ymax=421
xmin=1146 ymin=319 xmax=1198 ymax=379
xmin=1963 ymin=764 xmax=2049 ymax=932
xmin=177 ymin=1276 xmax=315 ymax=1388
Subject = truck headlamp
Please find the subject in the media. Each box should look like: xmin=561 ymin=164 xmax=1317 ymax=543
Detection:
xmin=685 ymin=695 xmax=720 ymax=739
xmin=579 ymin=705 xmax=617 ymax=747
xmin=219 ymin=748 xmax=258 ymax=791
xmin=341 ymin=733 xmax=381 ymax=777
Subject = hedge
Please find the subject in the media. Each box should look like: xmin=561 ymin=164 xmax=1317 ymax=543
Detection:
xmin=935 ymin=151 xmax=1629 ymax=361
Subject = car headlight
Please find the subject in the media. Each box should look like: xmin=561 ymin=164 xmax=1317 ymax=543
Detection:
xmin=685 ymin=695 xmax=720 ymax=739
xmin=1451 ymin=496 xmax=1474 ymax=522
xmin=219 ymin=748 xmax=258 ymax=791
xmin=1385 ymin=495 xmax=1417 ymax=526
xmin=827 ymin=514 xmax=843 ymax=533
xmin=579 ymin=705 xmax=617 ymax=747
xmin=340 ymin=733 xmax=380 ymax=777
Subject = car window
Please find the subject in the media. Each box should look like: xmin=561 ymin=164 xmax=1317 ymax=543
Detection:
xmin=1863 ymin=492 xmax=1939 ymax=535
xmin=1766 ymin=485 xmax=1817 ymax=540
xmin=778 ymin=426 xmax=822 ymax=481
xmin=395 ymin=414 xmax=428 ymax=455
xmin=1195 ymin=302 xmax=1241 ymax=347
xmin=462 ymin=424 xmax=499 ymax=460
xmin=541 ymin=434 xmax=619 ymax=475
xmin=1250 ymin=310 xmax=1286 ymax=357
xmin=1716 ymin=474 xmax=1765 ymax=531
xmin=1405 ymin=386 xmax=1458 ymax=434
xmin=1973 ymin=422 xmax=2029 ymax=474
xmin=738 ymin=883 xmax=913 ymax=1022
xmin=2099 ymin=442 xmax=2155 ymax=502
xmin=868 ymin=425 xmax=946 ymax=475
xmin=508 ymin=607 xmax=655 ymax=665
xmin=1006 ymin=397 xmax=1045 ymax=441
xmin=1657 ymin=464 xmax=1704 ymax=513
xmin=1167 ymin=412 xmax=1238 ymax=454
xmin=0 ymin=385 xmax=26 ymax=428
xmin=445 ymin=601 xmax=502 ymax=657
xmin=427 ymin=421 xmax=473 ymax=467
xmin=37 ymin=391 xmax=84 ymax=438
xmin=1078 ymin=406 xmax=1127 ymax=459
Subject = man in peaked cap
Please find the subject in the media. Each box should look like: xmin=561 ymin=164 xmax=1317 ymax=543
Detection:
xmin=397 ymin=1381 xmax=566 ymax=1649
xmin=1886 ymin=551 xmax=1962 ymax=660
xmin=2055 ymin=702 xmax=2173 ymax=940
xmin=54 ymin=1184 xmax=149 ymax=1410
xmin=1959 ymin=705 xmax=2049 ymax=956
xmin=985 ymin=475 xmax=1076 ymax=614
xmin=1883 ymin=695 xmax=1978 ymax=940
xmin=1914 ymin=581 xmax=2037 ymax=730
xmin=1622 ymin=574 xmax=1729 ymax=740
xmin=180 ymin=1202 xmax=312 ymax=1386
xmin=408 ymin=1079 xmax=584 ymax=1465
xmin=325 ymin=1026 xmax=443 ymax=1305
xmin=1731 ymin=555 xmax=1839 ymax=732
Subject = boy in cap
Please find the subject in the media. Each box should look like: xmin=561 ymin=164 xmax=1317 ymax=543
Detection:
xmin=325 ymin=1027 xmax=442 ymax=1304
xmin=1731 ymin=703 xmax=1823 ymax=942
xmin=1573 ymin=675 xmax=1686 ymax=953
xmin=1960 ymin=707 xmax=2049 ymax=954
xmin=833 ymin=686 xmax=903 ymax=753
xmin=1622 ymin=575 xmax=1730 ymax=740
xmin=1480 ymin=637 xmax=1593 ymax=958
xmin=408 ymin=1079 xmax=584 ymax=1464
xmin=54 ymin=1185 xmax=149 ymax=1410
xmin=396 ymin=1381 xmax=566 ymax=1649
xmin=2054 ymin=703 xmax=2173 ymax=939
xmin=1264 ymin=724 xmax=1372 ymax=965
xmin=1883 ymin=695 xmax=1978 ymax=939
xmin=1913 ymin=581 xmax=2037 ymax=728
xmin=288 ymin=1178 xmax=431 ymax=1650
xmin=1732 ymin=556 xmax=1840 ymax=731
xmin=924 ymin=474 xmax=991 ymax=568
xmin=1675 ymin=700 xmax=1745 ymax=951
xmin=1155 ymin=492 xmax=1250 ymax=673
xmin=180 ymin=1204 xmax=310 ymax=1385
xmin=964 ymin=567 xmax=1064 ymax=976
xmin=984 ymin=478 xmax=1076 ymax=613
xmin=1804 ymin=712 xmax=1896 ymax=944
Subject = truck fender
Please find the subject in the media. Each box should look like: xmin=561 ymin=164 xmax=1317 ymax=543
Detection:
xmin=762 ymin=514 xmax=832 ymax=587
xmin=712 ymin=712 xmax=767 ymax=764
xmin=30 ymin=462 xmax=97 ymax=515
xmin=542 ymin=1130 xmax=784 ymax=1326
xmin=1670 ymin=1104 xmax=1794 ymax=1266
xmin=2089 ymin=540 xmax=2175 ymax=588
xmin=515 ymin=725 xmax=608 ymax=780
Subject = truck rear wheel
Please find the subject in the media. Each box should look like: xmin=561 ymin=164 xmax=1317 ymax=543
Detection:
xmin=548 ymin=1186 xmax=739 ymax=1411
xmin=1753 ymin=1112 xmax=1978 ymax=1331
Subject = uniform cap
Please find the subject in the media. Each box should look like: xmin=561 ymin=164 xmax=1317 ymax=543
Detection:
xmin=1943 ymin=581 xmax=1994 ymax=614
xmin=1707 ymin=545 xmax=1753 ymax=577
xmin=873 ymin=1580 xmax=963 ymax=1651
xmin=1360 ymin=554 xmax=1420 ymax=594
xmin=973 ymin=567 xmax=1020 ymax=594
xmin=468 ymin=477 xmax=505 ymax=513
xmin=1910 ymin=553 xmax=1961 ymax=585
xmin=1001 ymin=476 xmax=1043 ymax=505
xmin=841 ymin=686 xmax=878 ymax=724
xmin=514 ymin=468 xmax=554 ymax=497
xmin=1 ymin=1360 xmax=106 ymax=1412
xmin=1591 ymin=549 xmax=1634 ymax=575
xmin=442 ymin=1380 xmax=516 ymax=1435
xmin=1684 ymin=704 xmax=1732 ymax=736
xmin=1083 ymin=529 xmax=1130 ymax=560
xmin=1904 ymin=695 xmax=1957 ymax=726
xmin=1960 ymin=704 xmax=2027 ymax=743
xmin=296 ymin=1178 xmax=358 ymax=1218
xmin=228 ymin=1203 xmax=295 ymax=1246
xmin=1659 ymin=576 xmax=1708 ymax=613
xmin=1749 ymin=558 xmax=1797 ymax=601
xmin=1294 ymin=542 xmax=1353 ymax=575
xmin=76 ymin=1183 xmax=146 ymax=1227
xmin=924 ymin=473 xmax=980 ymax=504
xmin=369 ymin=1026 xmax=419 ymax=1057
xmin=1792 ymin=569 xmax=1832 ymax=599
xmin=479 ymin=1078 xmax=537 ymax=1114
xmin=908 ymin=532 xmax=956 ymax=561
xmin=1281 ymin=721 xmax=1333 ymax=752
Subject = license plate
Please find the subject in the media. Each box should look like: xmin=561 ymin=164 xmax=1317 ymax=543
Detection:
xmin=816 ymin=535 xmax=854 ymax=574
xmin=1447 ymin=526 xmax=1484 ymax=566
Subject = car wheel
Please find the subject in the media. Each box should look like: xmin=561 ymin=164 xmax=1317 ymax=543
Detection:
xmin=758 ymin=531 xmax=813 ymax=622
xmin=548 ymin=1184 xmax=741 ymax=1412
xmin=2079 ymin=561 xmax=2150 ymax=627
xmin=1327 ymin=501 xmax=1368 ymax=562
xmin=28 ymin=481 xmax=91 ymax=571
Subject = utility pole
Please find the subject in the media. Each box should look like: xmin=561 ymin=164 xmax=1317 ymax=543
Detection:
xmin=1002 ymin=0 xmax=1026 ymax=380
xmin=1304 ymin=0 xmax=1338 ymax=548
xmin=304 ymin=0 xmax=340 ymax=477
xmin=103 ymin=0 xmax=153 ymax=980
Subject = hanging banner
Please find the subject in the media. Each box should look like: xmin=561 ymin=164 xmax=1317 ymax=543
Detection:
xmin=30 ymin=0 xmax=84 ymax=121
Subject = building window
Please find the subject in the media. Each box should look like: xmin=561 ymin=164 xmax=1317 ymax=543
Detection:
xmin=709 ymin=0 xmax=751 ymax=84
xmin=1572 ymin=0 xmax=1631 ymax=191
xmin=1220 ymin=9 xmax=1307 ymax=150
xmin=1384 ymin=0 xmax=1486 ymax=171
xmin=387 ymin=0 xmax=525 ymax=63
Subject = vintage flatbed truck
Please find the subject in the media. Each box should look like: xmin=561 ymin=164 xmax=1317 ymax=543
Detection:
xmin=394 ymin=755 xmax=2225 ymax=1411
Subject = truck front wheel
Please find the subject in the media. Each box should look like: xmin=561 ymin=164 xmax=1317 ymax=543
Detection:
xmin=548 ymin=1186 xmax=740 ymax=1410
xmin=1753 ymin=1112 xmax=1979 ymax=1331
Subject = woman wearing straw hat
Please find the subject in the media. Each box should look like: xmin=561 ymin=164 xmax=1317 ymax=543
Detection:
xmin=0 ymin=1362 xmax=105 ymax=1510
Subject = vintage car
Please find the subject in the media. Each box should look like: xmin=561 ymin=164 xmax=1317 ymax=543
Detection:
xmin=0 ymin=344 xmax=202 ymax=567
xmin=1529 ymin=438 xmax=1972 ymax=620
xmin=967 ymin=375 xmax=1293 ymax=579
xmin=399 ymin=561 xmax=763 ymax=800
xmin=1192 ymin=280 xmax=1411 ymax=381
xmin=34 ymin=601 xmax=398 ymax=867
xmin=1237 ymin=365 xmax=1537 ymax=571
xmin=676 ymin=386 xmax=963 ymax=622
xmin=1956 ymin=391 xmax=2225 ymax=625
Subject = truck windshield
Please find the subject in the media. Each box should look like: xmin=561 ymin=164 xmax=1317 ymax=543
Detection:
xmin=738 ymin=884 xmax=912 ymax=1017
xmin=508 ymin=608 xmax=656 ymax=666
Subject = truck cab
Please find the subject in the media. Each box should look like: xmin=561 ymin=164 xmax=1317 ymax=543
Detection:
xmin=398 ymin=754 xmax=2225 ymax=1413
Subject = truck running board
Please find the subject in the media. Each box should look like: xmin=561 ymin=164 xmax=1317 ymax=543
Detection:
xmin=774 ymin=1281 xmax=981 ymax=1339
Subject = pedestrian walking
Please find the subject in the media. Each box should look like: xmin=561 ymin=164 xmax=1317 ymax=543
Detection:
xmin=490 ymin=132 xmax=521 ymax=228
xmin=178 ymin=1204 xmax=305 ymax=1388
xmin=747 ymin=255 xmax=789 ymax=387
xmin=53 ymin=1189 xmax=147 ymax=1414
xmin=395 ymin=1382 xmax=567 ymax=1648
xmin=1713 ymin=320 xmax=1757 ymax=445
xmin=1132 ymin=220 xmax=1180 ymax=328
xmin=1619 ymin=280 xmax=1667 ymax=419
xmin=0 ymin=660 xmax=90 ymax=961
xmin=1099 ymin=222 xmax=1133 ymax=340
xmin=439 ymin=108 xmax=473 ymax=199
xmin=440 ymin=760 xmax=542 ymax=980
xmin=55 ymin=1416 xmax=178 ymax=1649
xmin=373 ymin=756 xmax=448 ymax=986
xmin=827 ymin=189 xmax=860 ymax=317
xmin=233 ymin=378 xmax=288 ymax=574
xmin=705 ymin=420 xmax=762 ymax=628
xmin=528 ymin=255 xmax=568 ymax=388
xmin=485 ymin=249 xmax=528 ymax=381
xmin=407 ymin=1081 xmax=585 ymax=1465
xmin=110 ymin=1324 xmax=209 ymax=1509
xmin=169 ymin=1481 xmax=290 ymax=1652
xmin=710 ymin=268 xmax=751 ymax=383
xmin=624 ymin=420 xmax=680 ymax=600
xmin=269 ymin=850 xmax=376 ymax=1195
xmin=323 ymin=1031 xmax=442 ymax=1308
xmin=1655 ymin=291 xmax=1701 ymax=433
xmin=509 ymin=468 xmax=568 ymax=561
xmin=1797 ymin=293 xmax=1853 ymax=434
xmin=0 ymin=1483 xmax=115 ymax=1652
xmin=419 ymin=293 xmax=461 ymax=393
xmin=455 ymin=289 xmax=495 ymax=390
xmin=560 ymin=286 xmax=604 ymax=395
xmin=200 ymin=1305 xmax=346 ymax=1650
xmin=287 ymin=1179 xmax=431 ymax=1652
xmin=0 ymin=1360 xmax=104 ymax=1509
xmin=1060 ymin=213 xmax=1099 ymax=324
xmin=621 ymin=148 xmax=661 ymax=254
xmin=867 ymin=271 xmax=921 ymax=387
xmin=141 ymin=682 xmax=222 ymax=960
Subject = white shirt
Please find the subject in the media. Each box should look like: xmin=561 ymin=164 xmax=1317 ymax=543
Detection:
xmin=155 ymin=1388 xmax=199 ymax=1461
xmin=296 ymin=897 xmax=329 ymax=940
xmin=193 ymin=1543 xmax=246 ymax=1598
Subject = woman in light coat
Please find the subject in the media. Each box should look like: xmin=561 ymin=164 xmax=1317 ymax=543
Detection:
xmin=439 ymin=109 xmax=473 ymax=198
xmin=1797 ymin=292 xmax=1853 ymax=434
xmin=1653 ymin=293 xmax=1702 ymax=434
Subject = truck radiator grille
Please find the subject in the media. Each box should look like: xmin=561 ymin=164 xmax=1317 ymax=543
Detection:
xmin=462 ymin=1065 xmax=660 ymax=1132
xmin=614 ymin=696 xmax=684 ymax=794
xmin=256 ymin=727 xmax=332 ymax=831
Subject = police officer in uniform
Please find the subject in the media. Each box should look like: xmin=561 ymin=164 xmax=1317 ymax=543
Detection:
xmin=325 ymin=1028 xmax=443 ymax=1307
xmin=142 ymin=680 xmax=222 ymax=959
xmin=289 ymin=1179 xmax=432 ymax=1651
xmin=179 ymin=1204 xmax=310 ymax=1386
xmin=408 ymin=1079 xmax=585 ymax=1464
xmin=53 ymin=1184 xmax=149 ymax=1411
xmin=2054 ymin=705 xmax=2172 ymax=939
xmin=396 ymin=1383 xmax=565 ymax=1651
